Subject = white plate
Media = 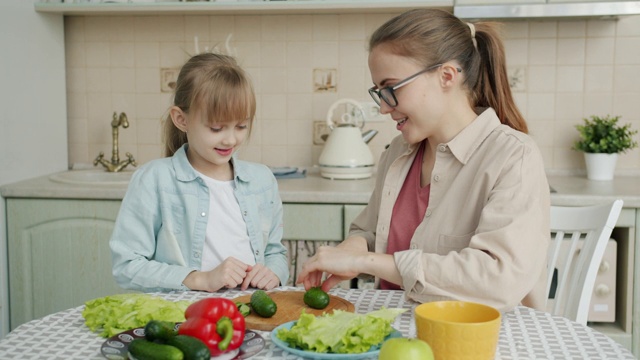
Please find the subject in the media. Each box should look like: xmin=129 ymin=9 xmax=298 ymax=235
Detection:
xmin=270 ymin=320 xmax=402 ymax=359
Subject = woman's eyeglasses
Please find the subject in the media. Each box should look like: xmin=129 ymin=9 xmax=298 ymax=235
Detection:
xmin=368 ymin=63 xmax=462 ymax=107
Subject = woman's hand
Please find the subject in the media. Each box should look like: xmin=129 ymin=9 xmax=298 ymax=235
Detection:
xmin=296 ymin=244 xmax=366 ymax=292
xmin=241 ymin=263 xmax=280 ymax=290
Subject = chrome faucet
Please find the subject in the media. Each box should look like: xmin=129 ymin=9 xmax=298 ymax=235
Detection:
xmin=93 ymin=112 xmax=137 ymax=172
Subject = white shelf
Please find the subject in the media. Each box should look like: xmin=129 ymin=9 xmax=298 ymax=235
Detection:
xmin=35 ymin=0 xmax=454 ymax=16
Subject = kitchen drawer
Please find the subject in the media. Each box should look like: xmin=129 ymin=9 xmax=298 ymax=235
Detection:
xmin=283 ymin=204 xmax=343 ymax=241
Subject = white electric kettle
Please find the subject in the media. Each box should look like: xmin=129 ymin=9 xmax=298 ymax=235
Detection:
xmin=318 ymin=99 xmax=378 ymax=180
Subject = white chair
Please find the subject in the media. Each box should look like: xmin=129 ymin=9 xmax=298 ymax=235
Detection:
xmin=546 ymin=199 xmax=623 ymax=325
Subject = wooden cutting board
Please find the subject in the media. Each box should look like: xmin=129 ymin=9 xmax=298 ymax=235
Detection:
xmin=232 ymin=290 xmax=355 ymax=331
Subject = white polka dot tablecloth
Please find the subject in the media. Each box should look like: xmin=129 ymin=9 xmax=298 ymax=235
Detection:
xmin=0 ymin=287 xmax=635 ymax=359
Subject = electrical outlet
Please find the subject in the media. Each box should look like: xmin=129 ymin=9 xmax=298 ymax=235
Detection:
xmin=360 ymin=101 xmax=388 ymax=122
xmin=160 ymin=68 xmax=180 ymax=93
xmin=313 ymin=120 xmax=331 ymax=145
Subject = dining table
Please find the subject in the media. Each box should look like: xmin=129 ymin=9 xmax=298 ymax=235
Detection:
xmin=0 ymin=286 xmax=635 ymax=360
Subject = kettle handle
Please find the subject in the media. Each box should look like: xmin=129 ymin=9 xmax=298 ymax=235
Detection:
xmin=326 ymin=99 xmax=366 ymax=130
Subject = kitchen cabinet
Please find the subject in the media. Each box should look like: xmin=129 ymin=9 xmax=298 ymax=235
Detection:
xmin=34 ymin=0 xmax=453 ymax=16
xmin=6 ymin=198 xmax=125 ymax=330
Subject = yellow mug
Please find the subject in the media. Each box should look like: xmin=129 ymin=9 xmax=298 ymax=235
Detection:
xmin=414 ymin=301 xmax=501 ymax=360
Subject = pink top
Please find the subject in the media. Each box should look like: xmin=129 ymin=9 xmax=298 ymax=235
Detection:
xmin=380 ymin=142 xmax=431 ymax=290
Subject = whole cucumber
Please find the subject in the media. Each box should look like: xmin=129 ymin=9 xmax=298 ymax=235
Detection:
xmin=128 ymin=338 xmax=183 ymax=360
xmin=166 ymin=335 xmax=210 ymax=360
xmin=250 ymin=290 xmax=277 ymax=318
xmin=304 ymin=287 xmax=330 ymax=310
xmin=144 ymin=320 xmax=177 ymax=342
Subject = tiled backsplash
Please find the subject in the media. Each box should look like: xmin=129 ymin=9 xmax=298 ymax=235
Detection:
xmin=64 ymin=13 xmax=640 ymax=172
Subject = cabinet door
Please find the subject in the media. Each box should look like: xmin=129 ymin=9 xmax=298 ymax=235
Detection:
xmin=344 ymin=204 xmax=367 ymax=236
xmin=7 ymin=198 xmax=124 ymax=330
xmin=282 ymin=204 xmax=344 ymax=288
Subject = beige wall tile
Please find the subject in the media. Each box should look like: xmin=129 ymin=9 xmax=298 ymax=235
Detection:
xmin=262 ymin=16 xmax=287 ymax=41
xmin=261 ymin=41 xmax=286 ymax=67
xmin=85 ymin=17 xmax=111 ymax=42
xmin=557 ymin=38 xmax=585 ymax=65
xmin=313 ymin=15 xmax=339 ymax=41
xmin=584 ymin=65 xmax=613 ymax=92
xmin=66 ymin=68 xmax=86 ymax=93
xmin=135 ymin=42 xmax=160 ymax=68
xmin=85 ymin=68 xmax=111 ymax=93
xmin=617 ymin=16 xmax=640 ymax=36
xmin=528 ymin=66 xmax=556 ymax=92
xmin=137 ymin=118 xmax=162 ymax=145
xmin=615 ymin=37 xmax=640 ymax=65
xmin=613 ymin=65 xmax=640 ymax=92
xmin=85 ymin=42 xmax=110 ymax=68
xmin=185 ymin=16 xmax=210 ymax=43
xmin=287 ymin=15 xmax=313 ymax=41
xmin=261 ymin=94 xmax=287 ymax=120
xmin=287 ymin=94 xmax=313 ymax=121
xmin=585 ymin=37 xmax=615 ymax=65
xmin=111 ymin=68 xmax=136 ymax=94
xmin=556 ymin=66 xmax=584 ymax=92
xmin=261 ymin=120 xmax=287 ymax=146
xmin=235 ymin=16 xmax=261 ymax=41
xmin=135 ymin=68 xmax=160 ymax=93
xmin=339 ymin=41 xmax=366 ymax=68
xmin=236 ymin=41 xmax=261 ymax=68
xmin=339 ymin=14 xmax=365 ymax=41
xmin=555 ymin=93 xmax=584 ymax=120
xmin=530 ymin=21 xmax=557 ymax=38
xmin=529 ymin=39 xmax=557 ymax=65
xmin=63 ymin=14 xmax=640 ymax=172
xmin=286 ymin=42 xmax=313 ymax=67
xmin=313 ymin=41 xmax=339 ymax=68
xmin=614 ymin=93 xmax=640 ymax=119
xmin=110 ymin=17 xmax=135 ymax=42
xmin=558 ymin=21 xmax=586 ymax=38
xmin=504 ymin=39 xmax=528 ymax=65
xmin=110 ymin=42 xmax=135 ymax=68
xmin=286 ymin=145 xmax=312 ymax=167
xmin=583 ymin=93 xmax=613 ymax=116
xmin=586 ymin=19 xmax=616 ymax=37
xmin=503 ymin=22 xmax=528 ymax=39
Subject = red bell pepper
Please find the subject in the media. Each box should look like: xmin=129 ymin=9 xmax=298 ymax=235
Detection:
xmin=178 ymin=298 xmax=246 ymax=356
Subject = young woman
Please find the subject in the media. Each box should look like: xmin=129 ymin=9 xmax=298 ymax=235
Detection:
xmin=298 ymin=9 xmax=550 ymax=312
xmin=110 ymin=53 xmax=288 ymax=293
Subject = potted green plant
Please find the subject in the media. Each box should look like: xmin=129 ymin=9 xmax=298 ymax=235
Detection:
xmin=573 ymin=115 xmax=638 ymax=180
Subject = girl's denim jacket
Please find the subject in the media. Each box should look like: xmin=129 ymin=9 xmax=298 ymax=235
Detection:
xmin=110 ymin=144 xmax=289 ymax=292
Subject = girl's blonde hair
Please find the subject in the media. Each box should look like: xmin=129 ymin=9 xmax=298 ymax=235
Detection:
xmin=369 ymin=9 xmax=527 ymax=133
xmin=163 ymin=53 xmax=257 ymax=157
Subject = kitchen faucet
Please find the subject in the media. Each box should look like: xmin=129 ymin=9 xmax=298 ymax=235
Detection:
xmin=93 ymin=112 xmax=137 ymax=172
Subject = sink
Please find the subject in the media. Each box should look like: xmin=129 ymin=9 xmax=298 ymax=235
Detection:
xmin=49 ymin=169 xmax=134 ymax=185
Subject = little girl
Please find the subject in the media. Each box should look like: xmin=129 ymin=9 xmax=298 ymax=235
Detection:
xmin=110 ymin=53 xmax=289 ymax=293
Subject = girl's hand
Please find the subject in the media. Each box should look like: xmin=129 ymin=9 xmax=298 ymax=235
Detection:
xmin=208 ymin=257 xmax=252 ymax=291
xmin=183 ymin=257 xmax=251 ymax=292
xmin=241 ymin=263 xmax=279 ymax=290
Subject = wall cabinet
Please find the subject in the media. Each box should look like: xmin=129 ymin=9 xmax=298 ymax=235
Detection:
xmin=34 ymin=0 xmax=453 ymax=16
xmin=6 ymin=198 xmax=125 ymax=330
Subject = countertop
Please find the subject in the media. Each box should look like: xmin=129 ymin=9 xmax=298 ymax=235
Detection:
xmin=1 ymin=170 xmax=640 ymax=207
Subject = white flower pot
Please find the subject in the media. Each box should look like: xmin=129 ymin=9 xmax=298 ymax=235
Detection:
xmin=584 ymin=153 xmax=618 ymax=181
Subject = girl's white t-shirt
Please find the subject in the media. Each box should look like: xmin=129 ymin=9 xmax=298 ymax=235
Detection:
xmin=197 ymin=173 xmax=256 ymax=272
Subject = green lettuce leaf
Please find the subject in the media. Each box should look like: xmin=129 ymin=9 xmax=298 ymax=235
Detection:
xmin=276 ymin=308 xmax=406 ymax=354
xmin=82 ymin=293 xmax=191 ymax=337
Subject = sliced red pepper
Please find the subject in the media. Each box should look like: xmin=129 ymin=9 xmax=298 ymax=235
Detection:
xmin=178 ymin=298 xmax=246 ymax=356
